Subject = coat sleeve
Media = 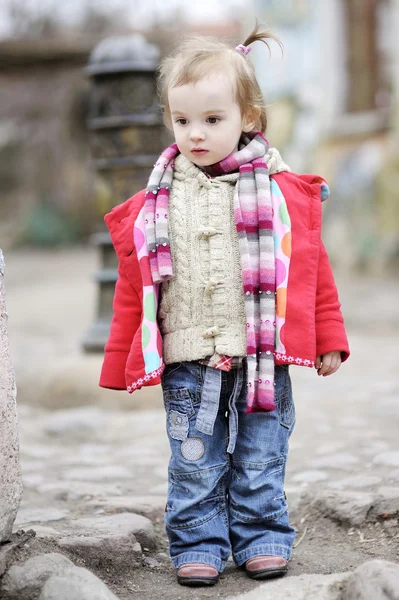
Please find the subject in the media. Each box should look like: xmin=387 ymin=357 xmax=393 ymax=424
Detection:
xmin=315 ymin=241 xmax=350 ymax=361
xmin=99 ymin=261 xmax=141 ymax=390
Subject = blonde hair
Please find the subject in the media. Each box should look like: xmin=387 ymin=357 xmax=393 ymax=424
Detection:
xmin=157 ymin=23 xmax=282 ymax=133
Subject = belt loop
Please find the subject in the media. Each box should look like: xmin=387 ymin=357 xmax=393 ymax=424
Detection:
xmin=195 ymin=366 xmax=222 ymax=436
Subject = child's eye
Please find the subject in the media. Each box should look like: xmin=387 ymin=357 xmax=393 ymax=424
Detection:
xmin=176 ymin=118 xmax=187 ymax=125
xmin=207 ymin=117 xmax=220 ymax=124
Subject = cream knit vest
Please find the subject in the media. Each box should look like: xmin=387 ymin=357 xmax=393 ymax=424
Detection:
xmin=159 ymin=154 xmax=247 ymax=364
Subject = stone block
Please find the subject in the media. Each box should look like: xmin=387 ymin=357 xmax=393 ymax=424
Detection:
xmin=57 ymin=534 xmax=142 ymax=570
xmin=1 ymin=552 xmax=74 ymax=600
xmin=43 ymin=406 xmax=106 ymax=437
xmin=85 ymin=495 xmax=166 ymax=518
xmin=373 ymin=453 xmax=399 ymax=468
xmin=343 ymin=559 xmax=399 ymax=600
xmin=312 ymin=490 xmax=374 ymax=526
xmin=39 ymin=566 xmax=120 ymax=600
xmin=229 ymin=572 xmax=348 ymax=599
xmin=0 ymin=250 xmax=23 ymax=542
xmin=374 ymin=487 xmax=399 ymax=518
xmin=72 ymin=512 xmax=157 ymax=550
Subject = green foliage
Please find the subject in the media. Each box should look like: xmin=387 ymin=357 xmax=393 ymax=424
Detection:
xmin=23 ymin=201 xmax=80 ymax=246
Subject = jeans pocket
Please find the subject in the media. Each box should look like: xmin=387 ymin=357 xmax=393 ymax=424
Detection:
xmin=162 ymin=362 xmax=183 ymax=381
xmin=168 ymin=410 xmax=189 ymax=441
xmin=163 ymin=387 xmax=195 ymax=441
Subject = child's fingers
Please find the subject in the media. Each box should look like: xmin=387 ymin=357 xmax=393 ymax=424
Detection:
xmin=322 ymin=354 xmax=342 ymax=377
xmin=317 ymin=352 xmax=343 ymax=376
xmin=331 ymin=355 xmax=342 ymax=375
xmin=317 ymin=357 xmax=331 ymax=376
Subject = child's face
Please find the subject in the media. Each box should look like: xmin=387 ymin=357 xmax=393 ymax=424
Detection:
xmin=168 ymin=72 xmax=254 ymax=167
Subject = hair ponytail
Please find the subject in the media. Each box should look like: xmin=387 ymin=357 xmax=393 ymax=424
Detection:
xmin=242 ymin=20 xmax=283 ymax=57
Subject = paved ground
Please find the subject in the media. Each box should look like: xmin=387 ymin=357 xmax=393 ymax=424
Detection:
xmin=2 ymin=246 xmax=399 ymax=599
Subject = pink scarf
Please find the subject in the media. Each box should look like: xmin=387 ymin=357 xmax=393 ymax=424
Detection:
xmin=144 ymin=131 xmax=277 ymax=413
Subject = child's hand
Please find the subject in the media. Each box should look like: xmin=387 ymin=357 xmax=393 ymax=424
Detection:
xmin=315 ymin=351 xmax=342 ymax=377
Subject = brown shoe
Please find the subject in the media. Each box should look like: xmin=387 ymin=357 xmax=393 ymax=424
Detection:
xmin=177 ymin=563 xmax=220 ymax=586
xmin=245 ymin=555 xmax=288 ymax=580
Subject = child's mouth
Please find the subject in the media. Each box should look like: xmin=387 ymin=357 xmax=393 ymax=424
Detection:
xmin=191 ymin=149 xmax=209 ymax=156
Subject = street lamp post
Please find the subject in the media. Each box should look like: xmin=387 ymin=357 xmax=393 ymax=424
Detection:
xmin=82 ymin=34 xmax=168 ymax=352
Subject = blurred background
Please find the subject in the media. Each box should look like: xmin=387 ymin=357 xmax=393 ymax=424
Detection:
xmin=1 ymin=0 xmax=398 ymax=408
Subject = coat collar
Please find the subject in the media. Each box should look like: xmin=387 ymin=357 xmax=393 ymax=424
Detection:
xmin=104 ymin=190 xmax=146 ymax=260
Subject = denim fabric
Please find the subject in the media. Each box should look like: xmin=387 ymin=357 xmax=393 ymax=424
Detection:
xmin=195 ymin=361 xmax=241 ymax=453
xmin=161 ymin=361 xmax=296 ymax=572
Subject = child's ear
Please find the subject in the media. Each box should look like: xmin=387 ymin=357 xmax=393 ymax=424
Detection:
xmin=242 ymin=106 xmax=261 ymax=132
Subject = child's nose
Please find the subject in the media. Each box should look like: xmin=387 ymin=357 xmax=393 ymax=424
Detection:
xmin=189 ymin=129 xmax=205 ymax=142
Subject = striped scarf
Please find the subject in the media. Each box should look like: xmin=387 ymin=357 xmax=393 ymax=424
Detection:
xmin=144 ymin=131 xmax=278 ymax=413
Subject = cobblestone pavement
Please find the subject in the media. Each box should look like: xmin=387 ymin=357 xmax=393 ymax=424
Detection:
xmin=2 ymin=247 xmax=399 ymax=599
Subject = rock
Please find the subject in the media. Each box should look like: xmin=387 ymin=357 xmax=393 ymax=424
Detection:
xmin=20 ymin=445 xmax=58 ymax=460
xmin=339 ymin=416 xmax=369 ymax=427
xmin=22 ymin=474 xmax=46 ymax=489
xmin=343 ymin=559 xmax=399 ymax=600
xmin=61 ymin=466 xmax=132 ymax=482
xmin=229 ymin=572 xmax=348 ymax=599
xmin=387 ymin=469 xmax=399 ymax=483
xmin=57 ymin=534 xmax=142 ymax=570
xmin=373 ymin=452 xmax=399 ymax=468
xmin=43 ymin=407 xmax=106 ymax=437
xmin=149 ymin=482 xmax=168 ymax=495
xmin=373 ymin=487 xmax=399 ymax=518
xmin=142 ymin=557 xmax=160 ymax=568
xmin=328 ymin=475 xmax=382 ymax=490
xmin=310 ymin=453 xmax=360 ymax=471
xmin=37 ymin=481 xmax=124 ymax=502
xmin=14 ymin=507 xmax=69 ymax=526
xmin=27 ymin=526 xmax=61 ymax=539
xmin=0 ymin=250 xmax=23 ymax=542
xmin=72 ymin=513 xmax=157 ymax=550
xmin=39 ymin=566 xmax=120 ymax=600
xmin=360 ymin=441 xmax=389 ymax=457
xmin=377 ymin=486 xmax=399 ymax=499
xmin=20 ymin=460 xmax=47 ymax=472
xmin=312 ymin=490 xmax=374 ymax=526
xmin=0 ymin=530 xmax=36 ymax=577
xmin=85 ymin=495 xmax=166 ymax=517
xmin=292 ymin=470 xmax=329 ymax=483
xmin=382 ymin=519 xmax=398 ymax=529
xmin=1 ymin=552 xmax=74 ymax=600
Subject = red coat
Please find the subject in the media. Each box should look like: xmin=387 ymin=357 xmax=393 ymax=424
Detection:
xmin=99 ymin=171 xmax=349 ymax=392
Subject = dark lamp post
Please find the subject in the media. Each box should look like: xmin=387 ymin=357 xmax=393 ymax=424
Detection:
xmin=82 ymin=34 xmax=168 ymax=352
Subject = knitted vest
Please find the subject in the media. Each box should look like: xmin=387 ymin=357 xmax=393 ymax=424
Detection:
xmin=159 ymin=154 xmax=247 ymax=363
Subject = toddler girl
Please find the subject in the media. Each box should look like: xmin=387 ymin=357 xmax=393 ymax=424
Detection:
xmin=100 ymin=24 xmax=350 ymax=587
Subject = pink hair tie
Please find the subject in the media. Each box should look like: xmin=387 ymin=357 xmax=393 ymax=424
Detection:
xmin=235 ymin=44 xmax=251 ymax=56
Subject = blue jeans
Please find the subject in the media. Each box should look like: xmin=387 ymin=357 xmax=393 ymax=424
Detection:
xmin=161 ymin=360 xmax=296 ymax=573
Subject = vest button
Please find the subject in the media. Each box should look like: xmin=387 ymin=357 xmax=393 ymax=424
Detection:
xmin=205 ymin=278 xmax=218 ymax=296
xmin=201 ymin=326 xmax=220 ymax=339
xmin=198 ymin=227 xmax=218 ymax=239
